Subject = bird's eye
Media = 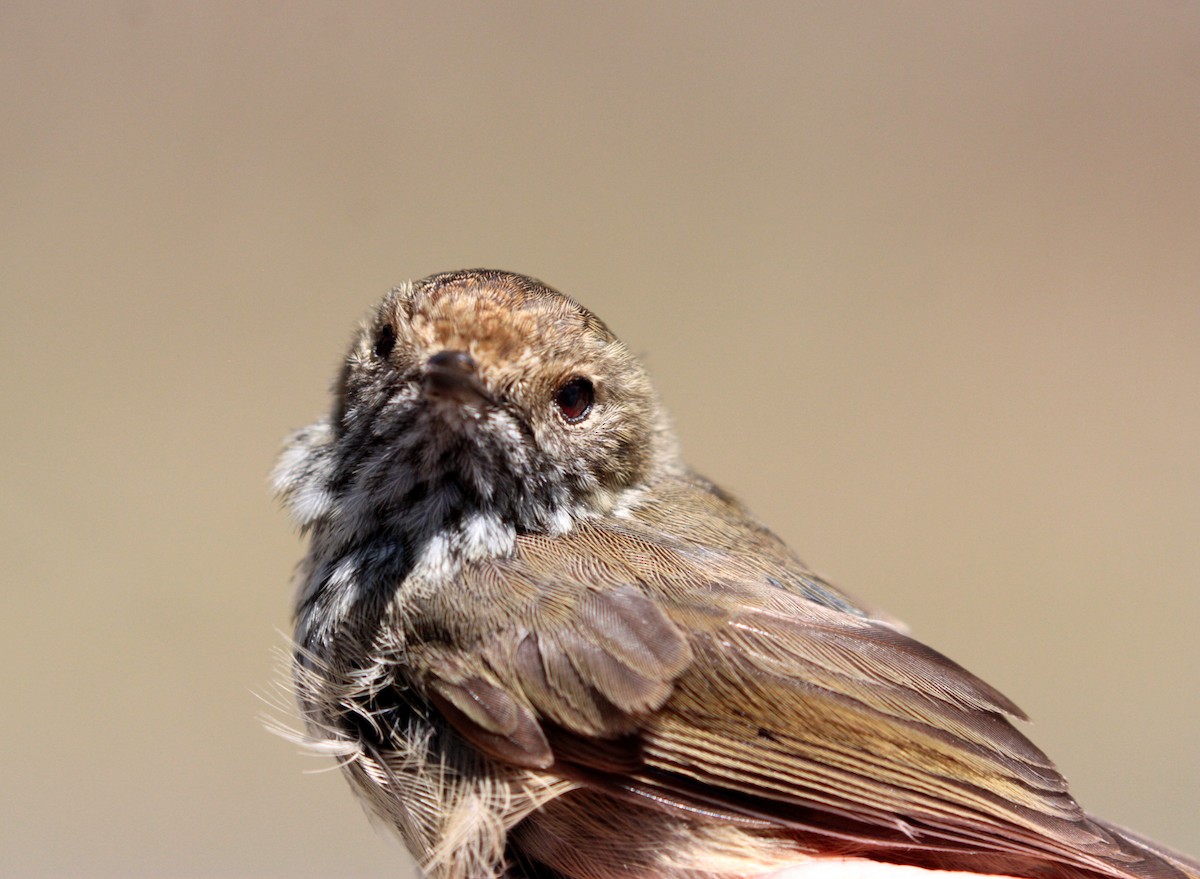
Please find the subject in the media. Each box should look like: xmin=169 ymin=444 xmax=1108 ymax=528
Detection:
xmin=373 ymin=324 xmax=396 ymax=359
xmin=554 ymin=377 xmax=594 ymax=423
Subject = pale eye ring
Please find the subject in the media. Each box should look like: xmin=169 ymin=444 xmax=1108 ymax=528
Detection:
xmin=554 ymin=377 xmax=594 ymax=423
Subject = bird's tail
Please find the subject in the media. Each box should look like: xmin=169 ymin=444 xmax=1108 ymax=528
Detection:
xmin=1089 ymin=817 xmax=1200 ymax=879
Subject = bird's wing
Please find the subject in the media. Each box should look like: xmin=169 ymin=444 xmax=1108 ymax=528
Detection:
xmin=404 ymin=520 xmax=1189 ymax=879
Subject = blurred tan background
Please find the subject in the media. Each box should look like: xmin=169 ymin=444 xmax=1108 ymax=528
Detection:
xmin=2 ymin=2 xmax=1197 ymax=876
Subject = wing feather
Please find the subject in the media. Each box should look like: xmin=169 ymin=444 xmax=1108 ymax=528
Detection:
xmin=399 ymin=509 xmax=1189 ymax=878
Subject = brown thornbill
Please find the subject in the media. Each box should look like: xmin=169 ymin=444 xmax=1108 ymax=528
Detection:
xmin=274 ymin=269 xmax=1197 ymax=879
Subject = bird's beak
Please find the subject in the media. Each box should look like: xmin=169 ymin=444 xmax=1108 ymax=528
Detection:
xmin=422 ymin=350 xmax=492 ymax=406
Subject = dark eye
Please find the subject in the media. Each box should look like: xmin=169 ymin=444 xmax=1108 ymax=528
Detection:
xmin=373 ymin=324 xmax=396 ymax=359
xmin=554 ymin=377 xmax=594 ymax=423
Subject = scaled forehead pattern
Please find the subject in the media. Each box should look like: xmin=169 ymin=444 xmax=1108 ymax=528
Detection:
xmin=381 ymin=270 xmax=618 ymax=365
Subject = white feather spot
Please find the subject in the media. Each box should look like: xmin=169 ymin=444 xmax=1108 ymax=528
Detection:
xmin=461 ymin=512 xmax=516 ymax=558
xmin=547 ymin=507 xmax=574 ymax=535
xmin=412 ymin=532 xmax=457 ymax=581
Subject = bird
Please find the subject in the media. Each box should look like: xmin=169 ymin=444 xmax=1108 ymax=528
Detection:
xmin=274 ymin=269 xmax=1197 ymax=879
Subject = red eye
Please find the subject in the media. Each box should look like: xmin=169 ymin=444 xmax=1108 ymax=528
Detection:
xmin=554 ymin=377 xmax=594 ymax=423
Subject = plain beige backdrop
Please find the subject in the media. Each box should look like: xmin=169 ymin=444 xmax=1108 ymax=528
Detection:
xmin=2 ymin=3 xmax=1197 ymax=877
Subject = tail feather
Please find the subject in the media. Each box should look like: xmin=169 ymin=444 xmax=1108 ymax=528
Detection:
xmin=1089 ymin=817 xmax=1200 ymax=879
xmin=807 ymin=812 xmax=1200 ymax=879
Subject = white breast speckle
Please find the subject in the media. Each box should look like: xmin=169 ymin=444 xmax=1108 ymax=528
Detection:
xmin=273 ymin=422 xmax=336 ymax=526
xmin=412 ymin=531 xmax=456 ymax=581
xmin=409 ymin=513 xmax=517 ymax=583
xmin=461 ymin=512 xmax=516 ymax=558
xmin=547 ymin=507 xmax=574 ymax=535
